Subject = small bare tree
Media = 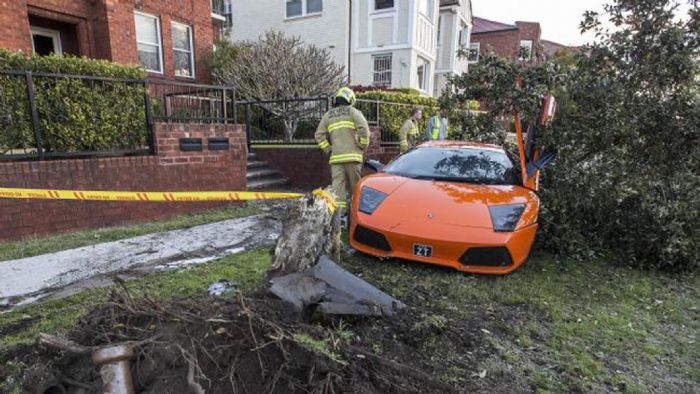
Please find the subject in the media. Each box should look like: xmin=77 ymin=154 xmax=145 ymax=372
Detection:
xmin=213 ymin=31 xmax=346 ymax=141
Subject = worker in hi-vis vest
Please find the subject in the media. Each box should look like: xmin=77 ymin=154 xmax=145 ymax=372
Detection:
xmin=315 ymin=87 xmax=370 ymax=211
xmin=399 ymin=108 xmax=422 ymax=153
xmin=426 ymin=109 xmax=449 ymax=140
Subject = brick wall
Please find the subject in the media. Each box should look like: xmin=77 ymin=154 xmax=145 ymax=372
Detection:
xmin=254 ymin=127 xmax=400 ymax=190
xmin=472 ymin=21 xmax=542 ymax=64
xmin=0 ymin=123 xmax=247 ymax=242
xmin=0 ymin=0 xmax=216 ymax=82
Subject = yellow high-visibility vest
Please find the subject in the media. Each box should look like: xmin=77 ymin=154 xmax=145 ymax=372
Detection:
xmin=431 ymin=116 xmax=442 ymax=140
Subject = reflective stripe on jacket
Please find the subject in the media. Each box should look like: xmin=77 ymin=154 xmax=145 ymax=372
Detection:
xmin=315 ymin=106 xmax=370 ymax=164
xmin=427 ymin=116 xmax=448 ymax=140
xmin=399 ymin=118 xmax=419 ymax=153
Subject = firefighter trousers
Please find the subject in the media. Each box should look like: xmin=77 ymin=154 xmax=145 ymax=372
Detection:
xmin=331 ymin=162 xmax=362 ymax=210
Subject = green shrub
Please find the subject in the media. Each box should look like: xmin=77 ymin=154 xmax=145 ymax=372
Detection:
xmin=356 ymin=91 xmax=438 ymax=138
xmin=445 ymin=0 xmax=699 ymax=271
xmin=0 ymin=49 xmax=148 ymax=155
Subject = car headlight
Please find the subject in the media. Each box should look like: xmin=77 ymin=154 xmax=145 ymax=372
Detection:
xmin=489 ymin=204 xmax=526 ymax=232
xmin=359 ymin=187 xmax=388 ymax=215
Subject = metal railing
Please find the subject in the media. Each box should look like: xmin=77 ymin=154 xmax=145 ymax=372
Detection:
xmin=147 ymin=80 xmax=236 ymax=124
xmin=238 ymin=97 xmax=330 ymax=147
xmin=355 ymin=99 xmax=437 ymax=145
xmin=0 ymin=70 xmax=237 ymax=161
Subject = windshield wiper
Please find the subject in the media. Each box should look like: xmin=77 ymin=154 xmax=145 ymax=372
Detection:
xmin=411 ymin=175 xmax=505 ymax=185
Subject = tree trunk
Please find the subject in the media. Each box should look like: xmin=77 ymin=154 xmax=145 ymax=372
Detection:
xmin=283 ymin=119 xmax=298 ymax=142
xmin=270 ymin=190 xmax=341 ymax=275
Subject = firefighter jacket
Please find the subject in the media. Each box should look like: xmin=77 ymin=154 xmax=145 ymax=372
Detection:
xmin=399 ymin=118 xmax=420 ymax=153
xmin=315 ymin=106 xmax=370 ymax=164
xmin=426 ymin=116 xmax=448 ymax=140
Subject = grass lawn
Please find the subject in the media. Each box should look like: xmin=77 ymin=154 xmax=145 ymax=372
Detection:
xmin=1 ymin=222 xmax=697 ymax=392
xmin=0 ymin=204 xmax=259 ymax=262
xmin=0 ymin=248 xmax=272 ymax=348
xmin=342 ymin=252 xmax=699 ymax=392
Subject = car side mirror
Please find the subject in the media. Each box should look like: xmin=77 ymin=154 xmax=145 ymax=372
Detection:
xmin=364 ymin=159 xmax=385 ymax=172
xmin=526 ymin=149 xmax=557 ymax=178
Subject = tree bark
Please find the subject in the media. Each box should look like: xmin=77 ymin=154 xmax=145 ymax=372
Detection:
xmin=270 ymin=190 xmax=340 ymax=275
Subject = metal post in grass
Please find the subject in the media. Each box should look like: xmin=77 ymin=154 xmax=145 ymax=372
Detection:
xmin=24 ymin=71 xmax=44 ymax=160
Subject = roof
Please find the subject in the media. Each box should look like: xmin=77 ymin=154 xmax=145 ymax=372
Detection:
xmin=541 ymin=39 xmax=574 ymax=56
xmin=472 ymin=17 xmax=517 ymax=34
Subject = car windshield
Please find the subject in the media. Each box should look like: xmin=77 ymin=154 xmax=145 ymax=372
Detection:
xmin=384 ymin=147 xmax=518 ymax=185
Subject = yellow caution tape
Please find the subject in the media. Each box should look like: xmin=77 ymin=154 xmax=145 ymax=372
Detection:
xmin=312 ymin=189 xmax=338 ymax=214
xmin=0 ymin=187 xmax=303 ymax=203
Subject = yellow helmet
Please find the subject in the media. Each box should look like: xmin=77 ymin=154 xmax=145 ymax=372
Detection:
xmin=335 ymin=87 xmax=356 ymax=106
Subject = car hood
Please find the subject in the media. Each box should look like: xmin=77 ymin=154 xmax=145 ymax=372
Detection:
xmin=360 ymin=173 xmax=539 ymax=229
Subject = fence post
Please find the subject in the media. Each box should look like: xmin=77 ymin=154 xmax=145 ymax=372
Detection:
xmin=245 ymin=103 xmax=252 ymax=153
xmin=24 ymin=71 xmax=44 ymax=160
xmin=143 ymin=81 xmax=155 ymax=155
xmin=221 ymin=88 xmax=227 ymax=124
xmin=231 ymin=89 xmax=237 ymax=124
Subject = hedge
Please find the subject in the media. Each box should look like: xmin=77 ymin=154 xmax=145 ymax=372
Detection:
xmin=0 ymin=49 xmax=148 ymax=156
xmin=356 ymin=90 xmax=479 ymax=138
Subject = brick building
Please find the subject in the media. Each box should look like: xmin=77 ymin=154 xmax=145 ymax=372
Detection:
xmin=0 ymin=0 xmax=229 ymax=82
xmin=466 ymin=16 xmax=571 ymax=65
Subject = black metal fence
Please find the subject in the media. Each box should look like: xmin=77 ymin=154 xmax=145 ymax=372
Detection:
xmin=237 ymin=97 xmax=329 ymax=146
xmin=0 ymin=71 xmax=236 ymax=161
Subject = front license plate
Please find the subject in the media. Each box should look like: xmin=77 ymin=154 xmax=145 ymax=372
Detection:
xmin=413 ymin=244 xmax=433 ymax=258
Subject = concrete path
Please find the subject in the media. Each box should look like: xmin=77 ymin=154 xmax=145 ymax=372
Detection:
xmin=0 ymin=215 xmax=281 ymax=309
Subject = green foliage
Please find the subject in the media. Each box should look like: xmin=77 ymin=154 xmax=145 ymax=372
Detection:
xmin=0 ymin=49 xmax=148 ymax=155
xmin=356 ymin=90 xmax=438 ymax=137
xmin=445 ymin=0 xmax=699 ymax=271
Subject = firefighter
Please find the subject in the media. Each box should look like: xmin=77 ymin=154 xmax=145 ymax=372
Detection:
xmin=315 ymin=87 xmax=370 ymax=211
xmin=426 ymin=109 xmax=449 ymax=140
xmin=399 ymin=108 xmax=422 ymax=153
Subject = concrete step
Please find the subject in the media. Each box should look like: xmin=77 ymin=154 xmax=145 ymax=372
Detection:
xmin=246 ymin=168 xmax=280 ymax=180
xmin=248 ymin=177 xmax=290 ymax=190
xmin=246 ymin=160 xmax=268 ymax=169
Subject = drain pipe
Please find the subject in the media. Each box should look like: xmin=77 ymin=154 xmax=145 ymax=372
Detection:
xmin=92 ymin=344 xmax=135 ymax=394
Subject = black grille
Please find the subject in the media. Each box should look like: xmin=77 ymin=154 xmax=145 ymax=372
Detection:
xmin=459 ymin=247 xmax=513 ymax=267
xmin=354 ymin=226 xmax=392 ymax=252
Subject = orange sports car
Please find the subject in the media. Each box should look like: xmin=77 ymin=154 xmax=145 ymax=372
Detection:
xmin=349 ymin=138 xmax=555 ymax=275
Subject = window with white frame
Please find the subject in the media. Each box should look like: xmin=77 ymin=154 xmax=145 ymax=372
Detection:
xmin=520 ymin=40 xmax=533 ymax=60
xmin=467 ymin=43 xmax=480 ymax=63
xmin=416 ymin=57 xmax=429 ymax=92
xmin=286 ymin=0 xmax=322 ymax=18
xmin=418 ymin=0 xmax=434 ymax=18
xmin=459 ymin=24 xmax=469 ymax=47
xmin=134 ymin=12 xmax=163 ymax=73
xmin=374 ymin=0 xmax=394 ymax=10
xmin=30 ymin=27 xmax=62 ymax=56
xmin=171 ymin=22 xmax=194 ymax=78
xmin=372 ymin=54 xmax=392 ymax=87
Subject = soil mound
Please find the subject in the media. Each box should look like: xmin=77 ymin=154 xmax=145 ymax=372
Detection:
xmin=1 ymin=288 xmax=454 ymax=393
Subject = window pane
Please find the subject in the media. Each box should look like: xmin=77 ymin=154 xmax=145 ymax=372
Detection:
xmin=137 ymin=43 xmax=160 ymax=71
xmin=174 ymin=51 xmax=193 ymax=77
xmin=373 ymin=55 xmax=392 ymax=86
xmin=135 ymin=14 xmax=158 ymax=44
xmin=171 ymin=24 xmax=190 ymax=51
xmin=307 ymin=0 xmax=322 ymax=13
xmin=375 ymin=0 xmax=394 ymax=10
xmin=286 ymin=0 xmax=302 ymax=17
xmin=32 ymin=34 xmax=56 ymax=56
xmin=468 ymin=44 xmax=480 ymax=62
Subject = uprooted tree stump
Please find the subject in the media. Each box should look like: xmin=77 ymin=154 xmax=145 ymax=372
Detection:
xmin=270 ymin=189 xmax=342 ymax=275
xmin=268 ymin=190 xmax=405 ymax=317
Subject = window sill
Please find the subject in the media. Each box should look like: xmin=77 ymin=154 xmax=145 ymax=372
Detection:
xmin=370 ymin=8 xmax=396 ymax=16
xmin=284 ymin=12 xmax=322 ymax=22
xmin=146 ymin=69 xmax=164 ymax=75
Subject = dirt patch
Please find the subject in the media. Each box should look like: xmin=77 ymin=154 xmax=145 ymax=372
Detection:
xmin=0 ymin=287 xmax=457 ymax=394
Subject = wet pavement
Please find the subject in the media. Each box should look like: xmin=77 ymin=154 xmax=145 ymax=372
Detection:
xmin=0 ymin=215 xmax=281 ymax=310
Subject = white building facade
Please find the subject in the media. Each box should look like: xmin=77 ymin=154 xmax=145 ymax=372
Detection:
xmin=228 ymin=0 xmax=472 ymax=97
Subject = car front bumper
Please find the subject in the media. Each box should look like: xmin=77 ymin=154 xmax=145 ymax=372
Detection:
xmin=349 ymin=217 xmax=538 ymax=275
